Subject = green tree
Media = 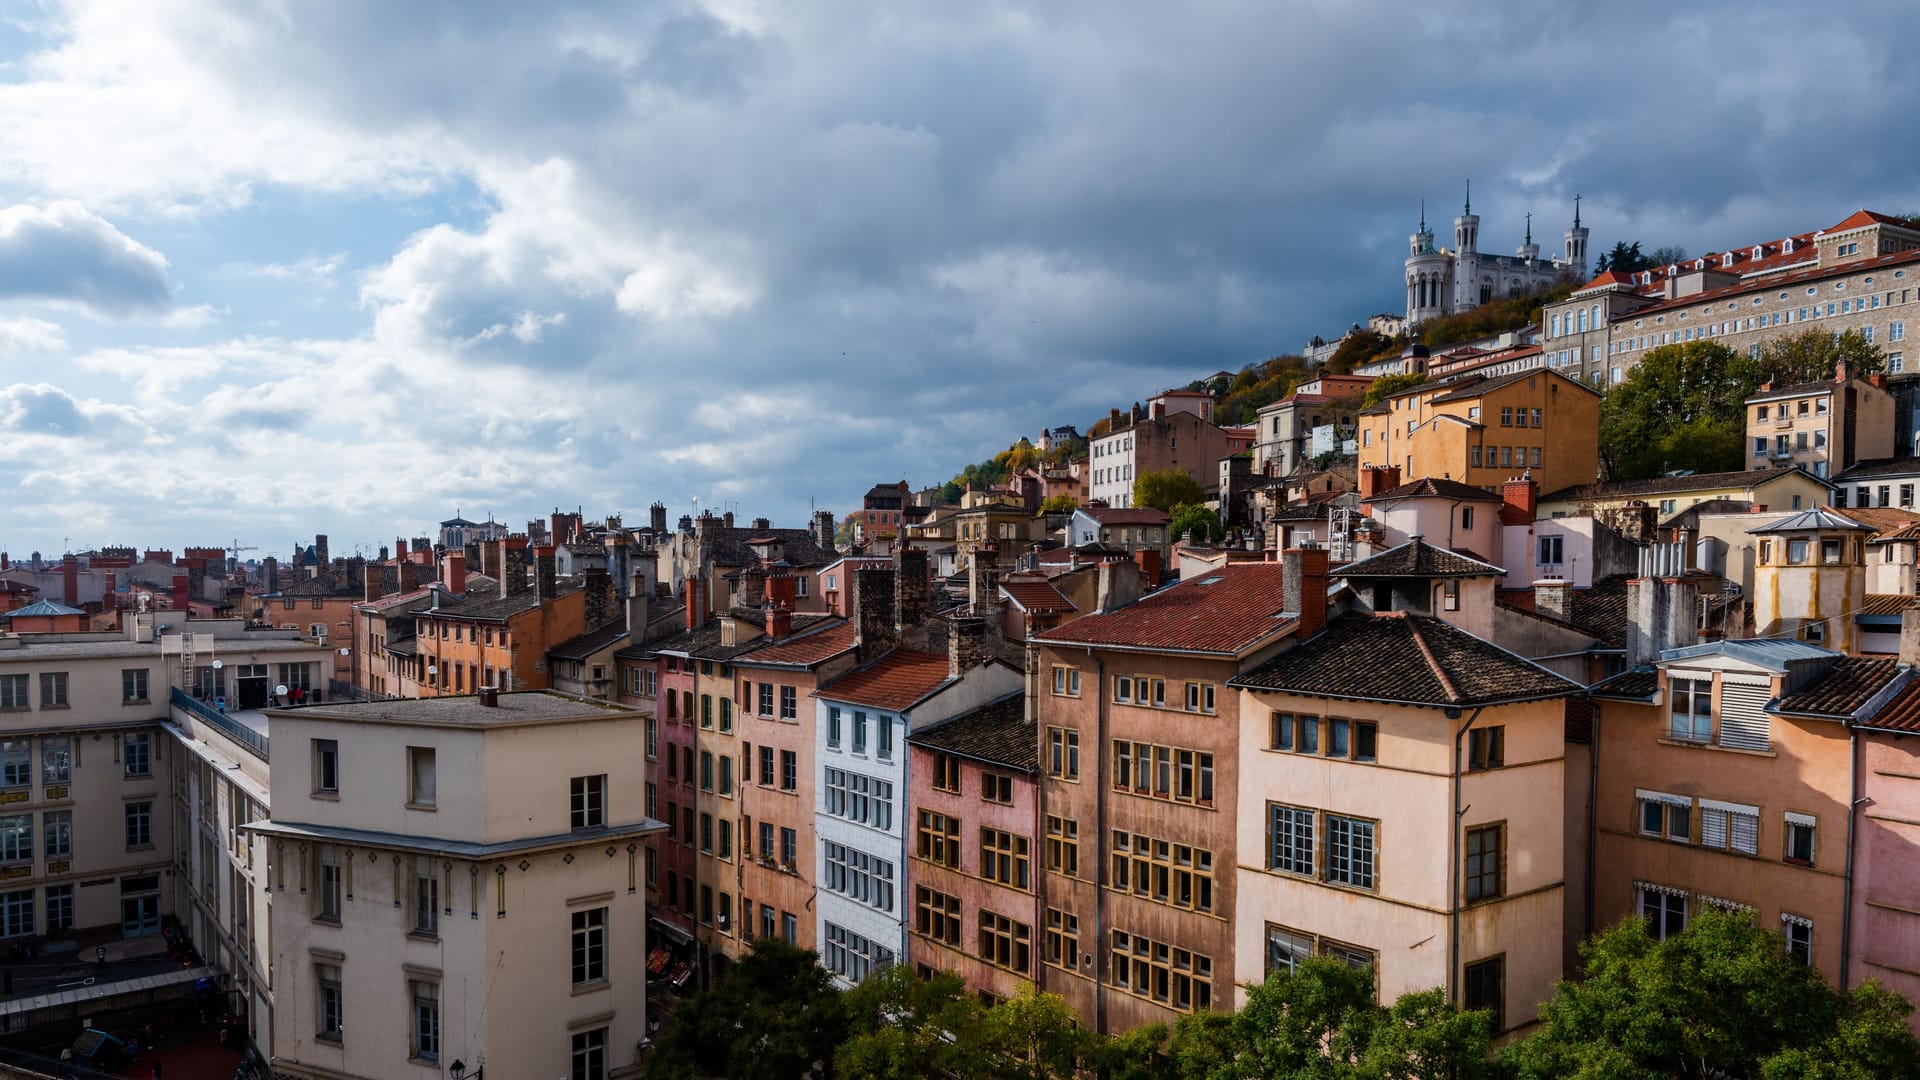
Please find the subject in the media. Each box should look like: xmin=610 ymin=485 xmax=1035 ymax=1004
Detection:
xmin=1356 ymin=989 xmax=1499 ymax=1080
xmin=835 ymin=965 xmax=990 ymax=1080
xmin=1594 ymin=241 xmax=1647 ymax=274
xmin=1041 ymin=495 xmax=1080 ymax=513
xmin=1647 ymin=245 xmax=1689 ymax=268
xmin=1326 ymin=330 xmax=1398 ymax=374
xmin=647 ymin=937 xmax=849 ymax=1080
xmin=1745 ymin=328 xmax=1886 ymax=387
xmin=1501 ymin=908 xmax=1919 ymax=1080
xmin=1133 ymin=469 xmax=1209 ymax=512
xmin=1598 ymin=340 xmax=1752 ymax=479
xmin=978 ymin=984 xmax=1101 ymax=1080
xmin=1363 ymin=372 xmax=1427 ymax=407
xmin=1232 ymin=957 xmax=1382 ymax=1077
xmin=1168 ymin=503 xmax=1225 ymax=544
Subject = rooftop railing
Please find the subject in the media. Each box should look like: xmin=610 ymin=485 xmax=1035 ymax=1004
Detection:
xmin=170 ymin=687 xmax=269 ymax=760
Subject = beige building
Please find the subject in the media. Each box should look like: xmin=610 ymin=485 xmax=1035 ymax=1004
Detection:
xmin=1252 ymin=374 xmax=1374 ymax=478
xmin=1744 ymin=363 xmax=1895 ymax=479
xmin=253 ymin=691 xmax=663 ymax=1080
xmin=1749 ymin=509 xmax=1874 ymax=652
xmin=1540 ymin=209 xmax=1920 ymax=388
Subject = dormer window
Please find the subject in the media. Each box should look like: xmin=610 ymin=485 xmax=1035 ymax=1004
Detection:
xmin=1753 ymin=245 xmax=1764 ymax=259
xmin=1722 ymin=253 xmax=1736 ymax=268
xmin=1667 ymin=265 xmax=1679 ymax=276
xmin=1784 ymin=238 xmax=1795 ymax=254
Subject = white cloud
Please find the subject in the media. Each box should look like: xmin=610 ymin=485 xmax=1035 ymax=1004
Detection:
xmin=0 ymin=200 xmax=173 ymax=315
xmin=0 ymin=316 xmax=66 ymax=356
xmin=237 ymin=253 xmax=347 ymax=287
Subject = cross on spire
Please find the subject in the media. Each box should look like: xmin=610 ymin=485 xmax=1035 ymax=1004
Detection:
xmin=1525 ymin=211 xmax=1532 ymax=245
xmin=1574 ymin=193 xmax=1582 ymax=228
xmin=1464 ymin=179 xmax=1471 ymax=215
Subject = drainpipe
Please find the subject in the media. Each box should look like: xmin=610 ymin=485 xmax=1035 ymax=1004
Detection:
xmin=1086 ymin=645 xmax=1108 ymax=1034
xmin=1586 ymin=696 xmax=1600 ymax=939
xmin=1842 ymin=724 xmax=1860 ymax=989
xmin=1449 ymin=705 xmax=1486 ymax=1007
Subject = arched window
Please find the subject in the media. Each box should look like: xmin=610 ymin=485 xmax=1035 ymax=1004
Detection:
xmin=1577 ymin=310 xmax=1588 ymax=333
xmin=1591 ymin=304 xmax=1601 ymax=329
xmin=1550 ymin=314 xmax=1561 ymax=337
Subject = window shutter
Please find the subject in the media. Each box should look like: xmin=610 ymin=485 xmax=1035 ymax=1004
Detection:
xmin=1730 ymin=812 xmax=1759 ymax=855
xmin=1718 ymin=685 xmax=1773 ymax=751
xmin=1700 ymin=807 xmax=1728 ymax=849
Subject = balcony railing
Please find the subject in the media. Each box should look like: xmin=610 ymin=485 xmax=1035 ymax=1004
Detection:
xmin=171 ymin=687 xmax=269 ymax=760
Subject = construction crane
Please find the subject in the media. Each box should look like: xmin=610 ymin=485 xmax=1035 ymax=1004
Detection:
xmin=225 ymin=539 xmax=258 ymax=573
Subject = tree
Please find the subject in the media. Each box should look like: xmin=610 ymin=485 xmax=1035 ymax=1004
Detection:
xmin=1594 ymin=241 xmax=1647 ymax=274
xmin=1133 ymin=469 xmax=1208 ymax=512
xmin=1503 ymin=908 xmax=1920 ymax=1080
xmin=648 ymin=937 xmax=849 ymax=1080
xmin=1746 ymin=328 xmax=1886 ymax=387
xmin=1232 ymin=957 xmax=1382 ymax=1077
xmin=1598 ymin=340 xmax=1752 ymax=479
xmin=1647 ymin=245 xmax=1689 ymax=268
xmin=1363 ymin=372 xmax=1427 ymax=407
xmin=1041 ymin=495 xmax=1080 ymax=513
xmin=977 ymin=984 xmax=1100 ymax=1080
xmin=1326 ymin=330 xmax=1397 ymax=374
xmin=836 ymin=965 xmax=989 ymax=1080
xmin=1168 ymin=503 xmax=1225 ymax=544
xmin=1356 ymin=989 xmax=1499 ymax=1080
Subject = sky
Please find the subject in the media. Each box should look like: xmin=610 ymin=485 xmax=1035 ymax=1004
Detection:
xmin=2 ymin=0 xmax=1918 ymax=562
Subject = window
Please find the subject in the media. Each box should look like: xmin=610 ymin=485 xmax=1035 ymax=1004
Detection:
xmin=1467 ymin=726 xmax=1504 ymax=770
xmin=700 ymin=751 xmax=713 ymax=792
xmin=1111 ymin=740 xmax=1214 ymax=805
xmin=45 ymin=884 xmax=72 ymax=933
xmin=1047 ymin=727 xmax=1080 ymax=779
xmin=915 ymin=886 xmax=961 ymax=945
xmin=410 ymin=980 xmax=440 ymax=1061
xmin=0 ymin=742 xmax=26 ymax=789
xmin=978 ymin=910 xmax=1031 ymax=973
xmin=1268 ymin=804 xmax=1315 ymax=876
xmin=1051 ymin=666 xmax=1081 ymax=696
xmin=1465 ymin=824 xmax=1504 ymax=901
xmin=124 ymin=733 xmax=152 ymax=778
xmin=412 ymin=857 xmax=441 ymax=936
xmin=757 ymin=682 xmax=774 ymax=716
xmin=827 ymin=706 xmax=842 ymax=747
xmin=1325 ymin=815 xmax=1376 ymax=889
xmin=780 ymin=750 xmax=797 ymax=791
xmin=850 ymin=709 xmax=869 ymax=754
xmin=571 ymin=775 xmax=607 ymax=829
xmin=932 ymin=753 xmax=961 ymax=793
xmin=1500 ymin=406 xmax=1513 ymax=427
xmin=1183 ymin=682 xmax=1215 ymax=713
xmin=572 ymin=907 xmax=607 ymax=985
xmin=1113 ymin=675 xmax=1133 ymax=704
xmin=1698 ymin=800 xmax=1760 ymax=855
xmin=1638 ymin=885 xmax=1687 ymax=940
xmin=407 ymin=747 xmax=436 ymax=807
xmin=878 ymin=715 xmax=893 ymax=760
xmin=979 ymin=827 xmax=1031 ymax=889
xmin=719 ymin=755 xmax=734 ymax=796
xmin=1639 ymin=791 xmax=1692 ymax=842
xmin=39 ymin=672 xmax=67 ymax=708
xmin=1782 ymin=915 xmax=1813 ymax=965
xmin=1046 ymin=816 xmax=1079 ymax=877
xmin=1045 ymin=909 xmax=1079 ymax=970
xmin=1463 ymin=956 xmax=1505 ymax=1032
xmin=42 ymin=810 xmax=69 ymax=858
xmin=313 ymin=739 xmax=339 ymax=795
xmin=823 ymin=841 xmax=896 ymax=911
xmin=780 ymin=685 xmax=797 ymax=720
xmin=121 ymin=668 xmax=149 ymax=702
xmin=0 ymin=816 xmax=29 ymax=863
xmin=916 ymin=810 xmax=960 ymax=868
xmin=824 ymin=921 xmax=896 ymax=982
xmin=1785 ymin=813 xmax=1817 ymax=865
xmin=125 ymin=802 xmax=152 ymax=848
xmin=1110 ymin=930 xmax=1212 ymax=1012
xmin=1111 ymin=830 xmax=1214 ymax=912
xmin=701 ymin=694 xmax=713 ymax=729
xmin=1668 ymin=678 xmax=1712 ymax=741
xmin=1530 ymin=407 xmax=1543 ymax=428
xmin=571 ymin=1027 xmax=607 ymax=1080
xmin=318 ymin=845 xmax=343 ymax=920
xmin=780 ymin=827 xmax=797 ymax=865
xmin=1538 ymin=535 xmax=1565 ymax=566
xmin=0 ymin=890 xmax=30 ymax=938
xmin=822 ymin=768 xmax=894 ymax=830
xmin=981 ymin=773 xmax=1014 ymax=804
xmin=0 ymin=675 xmax=25 ymax=710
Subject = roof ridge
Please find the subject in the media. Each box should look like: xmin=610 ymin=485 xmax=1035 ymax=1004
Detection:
xmin=1399 ymin=615 xmax=1461 ymax=704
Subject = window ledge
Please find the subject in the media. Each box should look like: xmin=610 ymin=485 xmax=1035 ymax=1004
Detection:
xmin=405 ymin=930 xmax=440 ymax=943
xmin=39 ymin=705 xmax=70 ymax=712
xmin=314 ymin=1033 xmax=342 ymax=1046
xmin=408 ymin=1055 xmax=440 ymax=1069
xmin=312 ymin=791 xmax=340 ymax=802
xmin=571 ymin=979 xmax=610 ymax=997
xmin=1655 ymin=737 xmax=1776 ymax=758
xmin=313 ymin=916 xmax=341 ymax=928
xmin=405 ymin=802 xmax=438 ymax=812
xmin=122 ymin=700 xmax=151 ymax=707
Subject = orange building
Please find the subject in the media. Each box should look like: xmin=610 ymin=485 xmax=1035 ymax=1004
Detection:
xmin=1358 ymin=368 xmax=1601 ymax=496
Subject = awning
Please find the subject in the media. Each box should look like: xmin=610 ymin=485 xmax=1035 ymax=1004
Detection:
xmin=649 ymin=916 xmax=695 ymax=948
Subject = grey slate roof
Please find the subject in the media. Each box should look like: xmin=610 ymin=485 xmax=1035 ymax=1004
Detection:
xmin=1746 ymin=508 xmax=1874 ymax=533
xmin=905 ymin=692 xmax=1035 ymax=772
xmin=1229 ymin=611 xmax=1581 ymax=707
xmin=1333 ymin=536 xmax=1505 ymax=579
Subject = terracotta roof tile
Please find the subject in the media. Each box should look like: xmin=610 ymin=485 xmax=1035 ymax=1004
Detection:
xmin=1000 ymin=578 xmax=1075 ymax=614
xmin=907 ymin=693 xmax=1035 ymax=772
xmin=816 ymin=650 xmax=953 ymax=712
xmin=1364 ymin=477 xmax=1504 ymax=504
xmin=1334 ymin=537 xmax=1504 ymax=579
xmin=1774 ymin=656 xmax=1902 ymax=718
xmin=1861 ymin=676 xmax=1920 ymax=732
xmin=734 ymin=619 xmax=858 ymax=667
xmin=1230 ymin=611 xmax=1581 ymax=707
xmin=1541 ymin=466 xmax=1826 ymax=505
xmin=1034 ymin=563 xmax=1292 ymax=655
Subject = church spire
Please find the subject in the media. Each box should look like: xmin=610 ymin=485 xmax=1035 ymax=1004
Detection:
xmin=1464 ymin=179 xmax=1471 ymax=215
xmin=1419 ymin=198 xmax=1426 ymax=232
xmin=1525 ymin=211 xmax=1532 ymax=245
xmin=1573 ymin=193 xmax=1581 ymax=229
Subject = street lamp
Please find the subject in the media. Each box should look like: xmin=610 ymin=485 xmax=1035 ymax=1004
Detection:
xmin=449 ymin=1060 xmax=482 ymax=1079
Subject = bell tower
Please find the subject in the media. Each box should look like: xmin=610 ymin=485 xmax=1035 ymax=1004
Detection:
xmin=1453 ymin=181 xmax=1479 ymax=254
xmin=1563 ymin=194 xmax=1590 ymax=273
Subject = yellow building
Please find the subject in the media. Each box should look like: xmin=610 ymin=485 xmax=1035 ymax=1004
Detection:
xmin=1744 ymin=362 xmax=1896 ymax=479
xmin=1749 ymin=509 xmax=1874 ymax=651
xmin=1538 ymin=466 xmax=1836 ymax=523
xmin=1358 ymin=368 xmax=1601 ymax=495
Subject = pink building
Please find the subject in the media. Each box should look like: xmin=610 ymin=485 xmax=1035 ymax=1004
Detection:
xmin=905 ymin=693 xmax=1041 ymax=1002
xmin=1849 ymin=653 xmax=1920 ymax=1015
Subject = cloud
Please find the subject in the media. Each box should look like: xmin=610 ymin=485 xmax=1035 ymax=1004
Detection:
xmin=0 ymin=316 xmax=66 ymax=356
xmin=237 ymin=253 xmax=347 ymax=288
xmin=0 ymin=382 xmax=143 ymax=437
xmin=0 ymin=201 xmax=173 ymax=315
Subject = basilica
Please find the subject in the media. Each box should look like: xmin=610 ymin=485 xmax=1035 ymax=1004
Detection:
xmin=1405 ymin=188 xmax=1588 ymax=324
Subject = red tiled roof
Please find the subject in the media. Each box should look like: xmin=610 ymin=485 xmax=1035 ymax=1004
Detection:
xmin=736 ymin=619 xmax=857 ymax=667
xmin=1000 ymin=577 xmax=1075 ymax=614
xmin=1034 ymin=563 xmax=1292 ymax=655
xmin=1829 ymin=209 xmax=1916 ymax=232
xmin=816 ymin=649 xmax=952 ymax=711
xmin=1775 ymin=656 xmax=1901 ymax=718
xmin=1862 ymin=676 xmax=1920 ymax=732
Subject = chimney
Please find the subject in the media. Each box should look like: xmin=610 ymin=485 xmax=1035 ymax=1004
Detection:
xmin=650 ymin=502 xmax=668 ymax=535
xmin=894 ymin=548 xmax=930 ymax=631
xmin=1534 ymin=578 xmax=1572 ymax=620
xmin=172 ymin=573 xmax=190 ymax=613
xmin=1134 ymin=548 xmax=1163 ymax=589
xmin=765 ymin=599 xmax=792 ymax=641
xmin=967 ymin=545 xmax=999 ymax=614
xmin=315 ymin=534 xmax=329 ymax=569
xmin=480 ymin=686 xmax=499 ymax=707
xmin=1869 ymin=373 xmax=1889 ymax=390
xmin=1282 ymin=545 xmax=1331 ymax=638
xmin=949 ymin=615 xmax=988 ymax=676
xmin=627 ymin=569 xmax=652 ymax=643
xmin=1095 ymin=558 xmax=1141 ymax=614
xmin=1836 ymin=359 xmax=1851 ymax=384
xmin=1901 ymin=608 xmax=1920 ymax=669
xmin=1359 ymin=465 xmax=1402 ymax=501
xmin=1151 ymin=400 xmax=1166 ymax=420
xmin=365 ymin=564 xmax=384 ymax=603
xmin=722 ymin=511 xmax=735 ymax=529
xmin=104 ymin=572 xmax=117 ymax=611
xmin=262 ymin=556 xmax=279 ymax=595
xmin=813 ymin=509 xmax=838 ymax=554
xmin=444 ymin=551 xmax=467 ymax=595
xmin=533 ymin=544 xmax=557 ymax=601
xmin=684 ymin=576 xmax=705 ymax=631
xmin=1501 ymin=477 xmax=1539 ymax=526
xmin=855 ymin=566 xmax=899 ymax=662
xmin=752 ymin=517 xmax=771 ymax=531
xmin=583 ymin=568 xmax=616 ymax=627
xmin=479 ymin=541 xmax=501 ymax=581
xmin=61 ymin=555 xmax=78 ymax=607
xmin=1626 ymin=540 xmax=1701 ymax=666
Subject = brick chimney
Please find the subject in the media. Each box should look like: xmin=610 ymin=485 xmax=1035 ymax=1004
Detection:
xmin=61 ymin=555 xmax=78 ymax=607
xmin=948 ymin=615 xmax=988 ymax=676
xmin=1501 ymin=476 xmax=1539 ymax=526
xmin=1134 ymin=548 xmax=1163 ymax=589
xmin=443 ymin=551 xmax=467 ymax=595
xmin=765 ymin=599 xmax=792 ymax=641
xmin=1282 ymin=545 xmax=1330 ymax=638
xmin=314 ymin=534 xmax=329 ymax=569
xmin=627 ymin=569 xmax=652 ymax=644
xmin=583 ymin=568 xmax=616 ymax=628
xmin=533 ymin=545 xmax=557 ymax=601
xmin=684 ymin=576 xmax=705 ymax=631
xmin=1358 ymin=464 xmax=1402 ymax=501
xmin=1534 ymin=578 xmax=1572 ymax=620
xmin=172 ymin=573 xmax=190 ymax=613
xmin=262 ymin=556 xmax=279 ymax=595
xmin=479 ymin=540 xmax=501 ymax=581
xmin=894 ymin=548 xmax=930 ymax=631
xmin=1835 ymin=359 xmax=1851 ymax=384
xmin=855 ymin=565 xmax=899 ymax=662
xmin=365 ymin=564 xmax=384 ymax=603
xmin=650 ymin=502 xmax=668 ymax=535
xmin=104 ymin=572 xmax=117 ymax=609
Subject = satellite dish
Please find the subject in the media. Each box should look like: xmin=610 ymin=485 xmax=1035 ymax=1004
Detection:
xmin=275 ymin=685 xmax=288 ymax=697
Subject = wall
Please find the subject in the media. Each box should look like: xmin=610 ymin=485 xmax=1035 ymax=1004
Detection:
xmin=1855 ymin=731 xmax=1920 ymax=1018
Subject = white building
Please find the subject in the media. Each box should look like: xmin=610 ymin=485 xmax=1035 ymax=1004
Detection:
xmin=1405 ymin=191 xmax=1587 ymax=325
